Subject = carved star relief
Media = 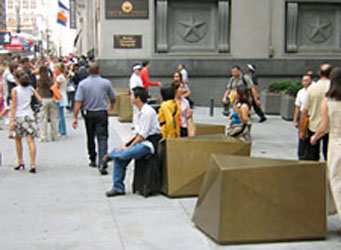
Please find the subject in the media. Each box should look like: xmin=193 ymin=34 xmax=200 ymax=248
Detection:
xmin=307 ymin=16 xmax=332 ymax=43
xmin=178 ymin=13 xmax=207 ymax=43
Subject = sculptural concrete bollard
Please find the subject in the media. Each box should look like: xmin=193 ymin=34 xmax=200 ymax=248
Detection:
xmin=193 ymin=154 xmax=326 ymax=244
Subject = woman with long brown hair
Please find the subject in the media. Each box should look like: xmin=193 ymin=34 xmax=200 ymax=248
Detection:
xmin=171 ymin=80 xmax=194 ymax=137
xmin=311 ymin=67 xmax=341 ymax=236
xmin=37 ymin=65 xmax=58 ymax=141
xmin=227 ymin=85 xmax=252 ymax=141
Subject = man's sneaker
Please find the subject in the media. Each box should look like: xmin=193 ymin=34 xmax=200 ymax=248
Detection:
xmin=259 ymin=117 xmax=267 ymax=123
xmin=89 ymin=161 xmax=97 ymax=168
xmin=99 ymin=168 xmax=108 ymax=175
xmin=105 ymin=190 xmax=125 ymax=197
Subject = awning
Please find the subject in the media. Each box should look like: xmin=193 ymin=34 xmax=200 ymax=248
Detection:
xmin=4 ymin=36 xmax=32 ymax=52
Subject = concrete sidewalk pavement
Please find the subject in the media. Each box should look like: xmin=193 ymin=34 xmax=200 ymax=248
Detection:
xmin=0 ymin=108 xmax=340 ymax=250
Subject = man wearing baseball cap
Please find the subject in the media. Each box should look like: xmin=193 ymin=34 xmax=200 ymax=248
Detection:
xmin=129 ymin=64 xmax=143 ymax=91
xmin=246 ymin=63 xmax=267 ymax=122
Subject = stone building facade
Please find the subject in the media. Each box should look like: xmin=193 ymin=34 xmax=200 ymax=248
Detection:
xmin=0 ymin=0 xmax=6 ymax=30
xmin=77 ymin=0 xmax=341 ymax=106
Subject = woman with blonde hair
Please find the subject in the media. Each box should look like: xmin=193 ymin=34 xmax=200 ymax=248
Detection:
xmin=54 ymin=63 xmax=68 ymax=137
xmin=10 ymin=70 xmax=42 ymax=173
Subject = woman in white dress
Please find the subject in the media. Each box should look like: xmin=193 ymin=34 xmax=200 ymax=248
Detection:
xmin=311 ymin=67 xmax=341 ymax=236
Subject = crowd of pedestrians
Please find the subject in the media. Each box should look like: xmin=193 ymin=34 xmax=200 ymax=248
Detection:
xmin=0 ymin=56 xmax=340 ymax=235
xmin=0 ymin=55 xmax=92 ymax=173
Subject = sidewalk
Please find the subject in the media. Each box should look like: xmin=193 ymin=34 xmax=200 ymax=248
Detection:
xmin=0 ymin=108 xmax=340 ymax=250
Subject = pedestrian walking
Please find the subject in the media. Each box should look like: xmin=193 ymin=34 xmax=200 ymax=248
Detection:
xmin=293 ymin=74 xmax=313 ymax=160
xmin=140 ymin=60 xmax=161 ymax=94
xmin=310 ymin=67 xmax=341 ymax=236
xmin=72 ymin=62 xmax=116 ymax=175
xmin=129 ymin=64 xmax=143 ymax=91
xmin=54 ymin=63 xmax=68 ymax=137
xmin=36 ymin=65 xmax=58 ymax=142
xmin=245 ymin=63 xmax=266 ymax=122
xmin=10 ymin=70 xmax=42 ymax=174
xmin=300 ymin=63 xmax=332 ymax=161
xmin=222 ymin=65 xmax=259 ymax=120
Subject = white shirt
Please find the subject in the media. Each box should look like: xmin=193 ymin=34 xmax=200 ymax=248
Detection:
xmin=56 ymin=74 xmax=67 ymax=92
xmin=180 ymin=69 xmax=188 ymax=84
xmin=135 ymin=104 xmax=161 ymax=154
xmin=180 ymin=97 xmax=190 ymax=128
xmin=15 ymin=85 xmax=34 ymax=117
xmin=295 ymin=87 xmax=308 ymax=111
xmin=129 ymin=73 xmax=143 ymax=91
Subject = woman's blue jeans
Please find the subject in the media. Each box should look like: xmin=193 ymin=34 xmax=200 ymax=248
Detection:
xmin=109 ymin=143 xmax=151 ymax=193
xmin=56 ymin=102 xmax=66 ymax=136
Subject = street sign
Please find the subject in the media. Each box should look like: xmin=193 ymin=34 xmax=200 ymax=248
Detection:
xmin=0 ymin=32 xmax=12 ymax=45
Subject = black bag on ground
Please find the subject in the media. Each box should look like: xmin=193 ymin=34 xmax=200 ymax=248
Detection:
xmin=132 ymin=134 xmax=162 ymax=197
xmin=133 ymin=154 xmax=161 ymax=197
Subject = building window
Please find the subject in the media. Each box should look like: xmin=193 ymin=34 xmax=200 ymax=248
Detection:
xmin=7 ymin=0 xmax=14 ymax=9
xmin=23 ymin=15 xmax=30 ymax=24
xmin=7 ymin=16 xmax=16 ymax=27
xmin=30 ymin=0 xmax=36 ymax=9
xmin=23 ymin=0 xmax=29 ymax=9
xmin=31 ymin=16 xmax=36 ymax=24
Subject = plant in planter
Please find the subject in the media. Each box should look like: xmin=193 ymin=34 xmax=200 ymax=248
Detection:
xmin=280 ymin=82 xmax=303 ymax=121
xmin=261 ymin=81 xmax=292 ymax=115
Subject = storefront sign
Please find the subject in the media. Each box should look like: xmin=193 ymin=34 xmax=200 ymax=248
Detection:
xmin=114 ymin=35 xmax=142 ymax=49
xmin=105 ymin=0 xmax=148 ymax=19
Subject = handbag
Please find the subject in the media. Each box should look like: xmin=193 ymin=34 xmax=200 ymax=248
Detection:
xmin=30 ymin=94 xmax=42 ymax=113
xmin=50 ymin=84 xmax=62 ymax=101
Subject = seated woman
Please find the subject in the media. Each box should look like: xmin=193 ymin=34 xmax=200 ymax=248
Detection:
xmin=158 ymin=84 xmax=181 ymax=139
xmin=227 ymin=85 xmax=251 ymax=142
xmin=171 ymin=80 xmax=194 ymax=137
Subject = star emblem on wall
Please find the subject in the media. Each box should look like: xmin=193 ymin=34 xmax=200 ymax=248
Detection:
xmin=306 ymin=16 xmax=332 ymax=43
xmin=178 ymin=13 xmax=208 ymax=43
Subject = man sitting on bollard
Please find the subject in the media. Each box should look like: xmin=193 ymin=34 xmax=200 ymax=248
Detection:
xmin=103 ymin=87 xmax=161 ymax=197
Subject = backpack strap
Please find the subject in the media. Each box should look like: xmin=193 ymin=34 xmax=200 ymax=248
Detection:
xmin=172 ymin=102 xmax=178 ymax=128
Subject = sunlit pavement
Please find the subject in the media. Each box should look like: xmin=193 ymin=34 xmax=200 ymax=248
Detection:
xmin=0 ymin=107 xmax=340 ymax=250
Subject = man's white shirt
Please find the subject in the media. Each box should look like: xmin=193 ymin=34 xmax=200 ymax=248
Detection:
xmin=129 ymin=73 xmax=143 ymax=91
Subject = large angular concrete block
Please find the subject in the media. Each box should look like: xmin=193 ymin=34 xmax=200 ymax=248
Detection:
xmin=119 ymin=93 xmax=133 ymax=122
xmin=108 ymin=88 xmax=129 ymax=116
xmin=193 ymin=154 xmax=326 ymax=244
xmin=161 ymin=135 xmax=251 ymax=197
xmin=195 ymin=124 xmax=225 ymax=136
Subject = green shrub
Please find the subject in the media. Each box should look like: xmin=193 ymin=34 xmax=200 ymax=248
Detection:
xmin=282 ymin=82 xmax=302 ymax=96
xmin=266 ymin=80 xmax=302 ymax=96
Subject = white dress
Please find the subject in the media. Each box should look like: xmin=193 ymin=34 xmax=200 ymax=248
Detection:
xmin=327 ymin=100 xmax=341 ymax=221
